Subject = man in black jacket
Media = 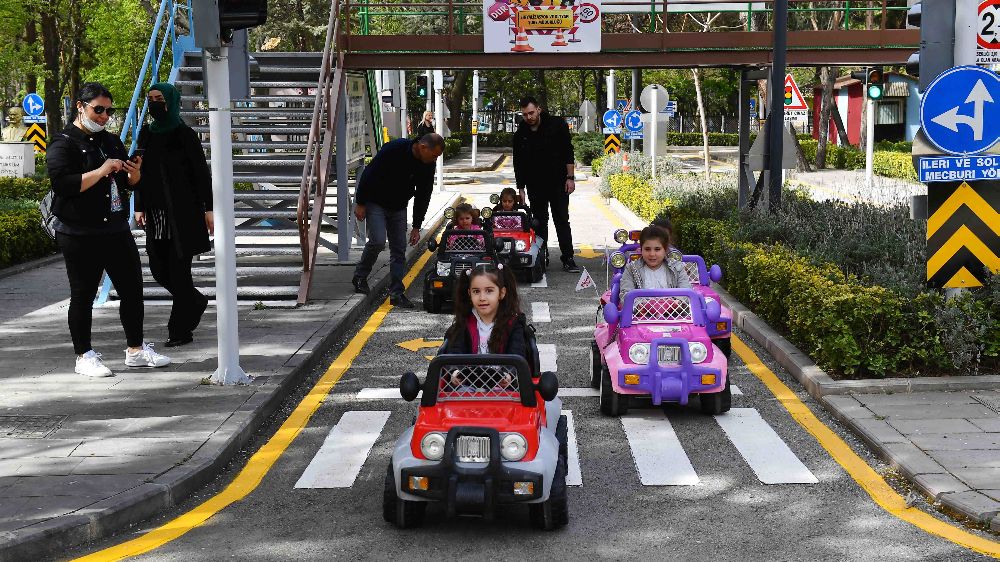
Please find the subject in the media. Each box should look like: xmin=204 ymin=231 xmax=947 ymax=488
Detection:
xmin=512 ymin=96 xmax=579 ymax=273
xmin=352 ymin=133 xmax=444 ymax=308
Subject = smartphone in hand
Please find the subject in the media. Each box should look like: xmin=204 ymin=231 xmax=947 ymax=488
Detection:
xmin=128 ymin=148 xmax=145 ymax=161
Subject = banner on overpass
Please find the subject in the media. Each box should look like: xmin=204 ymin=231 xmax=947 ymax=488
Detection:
xmin=484 ymin=0 xmax=601 ymax=53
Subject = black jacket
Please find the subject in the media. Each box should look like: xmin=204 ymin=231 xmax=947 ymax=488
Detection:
xmin=415 ymin=121 xmax=435 ymax=138
xmin=355 ymin=138 xmax=435 ymax=229
xmin=47 ymin=124 xmax=131 ymax=231
xmin=135 ymin=123 xmax=213 ymax=256
xmin=512 ymin=112 xmax=574 ymax=190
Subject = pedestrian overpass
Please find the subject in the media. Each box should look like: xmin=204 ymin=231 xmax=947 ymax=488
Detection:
xmin=121 ymin=0 xmax=916 ymax=304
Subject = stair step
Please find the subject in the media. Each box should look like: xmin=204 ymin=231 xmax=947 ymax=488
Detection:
xmin=185 ymin=95 xmax=316 ymax=104
xmin=176 ymin=80 xmax=318 ymax=89
xmin=206 ymin=142 xmax=309 ymax=150
xmin=181 ymin=109 xmax=315 ymax=118
xmin=234 ymin=209 xmax=298 ymax=218
xmin=233 ymin=158 xmax=306 ymax=167
xmin=234 ymin=228 xmax=301 ymax=236
xmin=234 ymin=190 xmax=301 ymax=200
xmin=193 ymin=126 xmax=312 ymax=134
xmin=234 ymin=175 xmax=310 ymax=184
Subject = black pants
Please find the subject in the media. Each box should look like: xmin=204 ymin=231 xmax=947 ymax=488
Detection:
xmin=56 ymin=231 xmax=144 ymax=355
xmin=526 ymin=184 xmax=574 ymax=263
xmin=146 ymin=238 xmax=207 ymax=340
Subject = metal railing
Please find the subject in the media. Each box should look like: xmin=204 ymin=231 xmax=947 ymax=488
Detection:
xmin=97 ymin=0 xmax=192 ymax=305
xmin=297 ymin=0 xmax=348 ymax=303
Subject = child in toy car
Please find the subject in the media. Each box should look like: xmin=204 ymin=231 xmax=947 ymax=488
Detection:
xmin=422 ymin=204 xmax=500 ymax=314
xmin=487 ymin=189 xmax=547 ymax=283
xmin=618 ymin=226 xmax=691 ymax=292
xmin=445 ymin=202 xmax=485 ymax=250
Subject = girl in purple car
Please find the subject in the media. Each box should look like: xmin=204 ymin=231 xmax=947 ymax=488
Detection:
xmin=619 ymin=225 xmax=691 ymax=293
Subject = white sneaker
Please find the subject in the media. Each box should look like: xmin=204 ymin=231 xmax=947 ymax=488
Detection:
xmin=124 ymin=343 xmax=171 ymax=368
xmin=76 ymin=350 xmax=113 ymax=377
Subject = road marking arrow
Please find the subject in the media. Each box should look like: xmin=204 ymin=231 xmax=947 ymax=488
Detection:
xmin=396 ymin=338 xmax=443 ymax=352
xmin=931 ymin=79 xmax=994 ymax=141
xmin=576 ymin=244 xmax=603 ymax=259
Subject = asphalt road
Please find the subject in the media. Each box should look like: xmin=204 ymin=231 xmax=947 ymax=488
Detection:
xmin=65 ymin=170 xmax=993 ymax=562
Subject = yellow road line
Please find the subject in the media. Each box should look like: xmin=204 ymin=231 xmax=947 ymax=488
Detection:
xmin=733 ymin=335 xmax=1000 ymax=558
xmin=76 ymin=250 xmax=436 ymax=562
xmin=589 ymin=193 xmax=627 ymax=229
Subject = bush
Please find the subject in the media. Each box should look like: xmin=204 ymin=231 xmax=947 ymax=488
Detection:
xmin=590 ymin=155 xmax=605 ymax=175
xmin=0 ymin=208 xmax=57 ymax=269
xmin=572 ymin=132 xmax=604 ymax=165
xmin=0 ymin=177 xmax=49 ymax=201
xmin=873 ymin=151 xmax=918 ymax=182
xmin=799 ymin=139 xmax=916 ymax=181
xmin=444 ymin=138 xmax=462 ymax=159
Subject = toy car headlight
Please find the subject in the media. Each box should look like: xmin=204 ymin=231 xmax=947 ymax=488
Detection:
xmin=500 ymin=433 xmax=528 ymax=461
xmin=490 ymin=193 xmax=500 ymax=205
xmin=610 ymin=251 xmax=627 ymax=269
xmin=628 ymin=343 xmax=650 ymax=365
xmin=480 ymin=207 xmax=493 ymax=219
xmin=436 ymin=261 xmax=452 ymax=276
xmin=515 ymin=239 xmax=527 ymax=252
xmin=420 ymin=432 xmax=446 ymax=461
xmin=688 ymin=342 xmax=708 ymax=363
xmin=668 ymin=250 xmax=683 ymax=263
xmin=613 ymin=229 xmax=629 ymax=244
xmin=444 ymin=207 xmax=455 ymax=219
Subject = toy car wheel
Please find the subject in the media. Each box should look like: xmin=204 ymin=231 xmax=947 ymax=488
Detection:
xmin=589 ymin=341 xmax=602 ymax=389
xmin=715 ymin=337 xmax=731 ymax=359
xmin=599 ymin=365 xmax=628 ymax=417
xmin=556 ymin=414 xmax=568 ymax=461
xmin=529 ymin=454 xmax=568 ymax=530
xmin=422 ymin=277 xmax=442 ymax=313
xmin=530 ymin=256 xmax=545 ymax=283
xmin=383 ymin=464 xmax=427 ymax=528
xmin=698 ymin=377 xmax=732 ymax=416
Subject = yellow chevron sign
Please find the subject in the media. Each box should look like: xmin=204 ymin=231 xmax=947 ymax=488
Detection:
xmin=604 ymin=133 xmax=620 ymax=155
xmin=23 ymin=123 xmax=46 ymax=153
xmin=926 ymin=182 xmax=1000 ymax=288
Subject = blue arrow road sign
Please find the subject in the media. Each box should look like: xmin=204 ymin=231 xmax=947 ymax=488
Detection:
xmin=22 ymin=93 xmax=44 ymax=117
xmin=603 ymin=109 xmax=622 ymax=130
xmin=920 ymin=65 xmax=1000 ymax=155
xmin=624 ymin=110 xmax=643 ymax=132
xmin=661 ymin=100 xmax=677 ymax=114
xmin=749 ymin=99 xmax=756 ymax=111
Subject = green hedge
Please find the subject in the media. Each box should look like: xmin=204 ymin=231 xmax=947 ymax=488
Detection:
xmin=590 ymin=155 xmax=606 ymax=175
xmin=0 ymin=177 xmax=49 ymax=201
xmin=664 ymin=132 xmax=810 ymax=146
xmin=799 ymin=139 xmax=918 ymax=181
xmin=0 ymin=208 xmax=57 ymax=269
xmin=873 ymin=152 xmax=918 ymax=182
xmin=444 ymin=138 xmax=462 ymax=159
xmin=572 ymin=132 xmax=604 ymax=165
xmin=609 ymin=173 xmax=670 ymax=222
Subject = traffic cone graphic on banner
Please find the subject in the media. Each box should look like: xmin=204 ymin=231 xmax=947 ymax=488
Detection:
xmin=511 ymin=27 xmax=534 ymax=52
xmin=551 ymin=28 xmax=569 ymax=47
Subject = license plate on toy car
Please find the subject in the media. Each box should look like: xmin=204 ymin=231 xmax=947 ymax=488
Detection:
xmin=658 ymin=346 xmax=680 ymax=365
xmin=456 ymin=436 xmax=490 ymax=462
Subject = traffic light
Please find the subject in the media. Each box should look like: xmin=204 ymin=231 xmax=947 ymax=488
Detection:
xmin=905 ymin=0 xmax=955 ymax=92
xmin=783 ymin=82 xmax=793 ymax=106
xmin=194 ymin=0 xmax=268 ymax=48
xmin=416 ymin=75 xmax=428 ymax=97
xmin=866 ymin=67 xmax=884 ymax=100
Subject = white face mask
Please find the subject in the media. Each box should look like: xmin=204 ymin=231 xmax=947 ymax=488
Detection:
xmin=79 ymin=109 xmax=105 ymax=133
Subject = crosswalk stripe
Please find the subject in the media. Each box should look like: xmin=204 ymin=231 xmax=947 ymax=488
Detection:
xmin=294 ymin=411 xmax=391 ymax=489
xmin=357 ymin=388 xmax=407 ymax=399
xmin=559 ymin=387 xmax=599 ymax=397
xmin=714 ymin=408 xmax=818 ymax=485
xmin=538 ymin=343 xmax=557 ymax=372
xmin=530 ymin=274 xmax=548 ymax=288
xmin=621 ymin=413 xmax=700 ymax=486
xmin=731 ymin=385 xmax=743 ymax=396
xmin=561 ymin=410 xmax=583 ymax=486
xmin=531 ymin=302 xmax=551 ymax=323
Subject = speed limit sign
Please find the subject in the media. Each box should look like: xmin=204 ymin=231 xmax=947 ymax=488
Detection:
xmin=978 ymin=0 xmax=1000 ymax=64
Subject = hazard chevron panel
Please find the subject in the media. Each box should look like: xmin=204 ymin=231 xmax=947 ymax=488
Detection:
xmin=604 ymin=133 xmax=621 ymax=154
xmin=926 ymin=181 xmax=1000 ymax=288
xmin=23 ymin=123 xmax=46 ymax=153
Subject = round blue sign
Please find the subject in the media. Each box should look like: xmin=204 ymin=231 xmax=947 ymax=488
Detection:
xmin=22 ymin=93 xmax=44 ymax=117
xmin=624 ymin=110 xmax=643 ymax=132
xmin=920 ymin=65 xmax=1000 ymax=155
xmin=603 ymin=109 xmax=622 ymax=130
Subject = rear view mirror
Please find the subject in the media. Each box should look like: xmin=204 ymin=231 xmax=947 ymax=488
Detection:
xmin=400 ymin=372 xmax=421 ymax=401
xmin=709 ymin=264 xmax=723 ymax=283
xmin=427 ymin=239 xmax=438 ymax=252
xmin=536 ymin=371 xmax=558 ymax=401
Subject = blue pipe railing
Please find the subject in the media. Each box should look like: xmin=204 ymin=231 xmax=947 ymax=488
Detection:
xmin=97 ymin=0 xmax=194 ymax=305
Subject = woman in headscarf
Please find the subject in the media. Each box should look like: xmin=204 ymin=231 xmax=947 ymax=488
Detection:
xmin=134 ymin=83 xmax=213 ymax=348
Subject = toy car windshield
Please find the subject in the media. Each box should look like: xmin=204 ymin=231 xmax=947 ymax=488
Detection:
xmin=440 ymin=363 xmax=520 ymax=401
xmin=491 ymin=211 xmax=529 ymax=231
xmin=443 ymin=228 xmax=489 ymax=253
xmin=631 ymin=294 xmax=695 ymax=324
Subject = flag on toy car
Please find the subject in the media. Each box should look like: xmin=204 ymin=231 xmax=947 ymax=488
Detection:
xmin=575 ymin=267 xmax=596 ymax=292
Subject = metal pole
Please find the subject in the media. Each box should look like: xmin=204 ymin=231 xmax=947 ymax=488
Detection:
xmin=865 ymin=97 xmax=875 ymax=190
xmin=767 ymin=0 xmax=789 ymax=212
xmin=205 ymin=46 xmax=249 ymax=385
xmin=425 ymin=70 xmax=432 ymax=111
xmin=434 ymin=69 xmax=444 ymax=191
xmin=631 ymin=69 xmax=641 ymax=151
xmin=472 ymin=70 xmax=480 ymax=167
xmin=399 ymin=70 xmax=408 ymax=137
xmin=955 ymin=0 xmax=977 ymax=65
xmin=607 ymin=70 xmax=615 ymax=110
xmin=651 ymin=87 xmax=658 ymax=178
xmin=337 ymin=81 xmax=350 ymax=261
xmin=738 ymin=69 xmax=751 ymax=209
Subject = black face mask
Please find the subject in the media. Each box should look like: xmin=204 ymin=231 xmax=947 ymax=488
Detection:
xmin=148 ymin=100 xmax=168 ymax=120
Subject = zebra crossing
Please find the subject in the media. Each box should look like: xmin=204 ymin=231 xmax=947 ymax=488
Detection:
xmin=292 ymin=400 xmax=818 ymax=490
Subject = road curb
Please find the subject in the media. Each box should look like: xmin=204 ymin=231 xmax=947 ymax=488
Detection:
xmin=0 ymin=253 xmax=62 ymax=281
xmin=0 ymin=194 xmax=461 ymax=562
xmin=446 ymin=152 xmax=507 ymax=173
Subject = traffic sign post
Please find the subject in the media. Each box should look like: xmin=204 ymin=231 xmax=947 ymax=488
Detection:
xmin=22 ymin=94 xmax=44 ymax=118
xmin=624 ymin=109 xmax=643 ymax=135
xmin=919 ymin=65 xmax=1000 ymax=156
xmin=602 ymin=109 xmax=622 ymax=133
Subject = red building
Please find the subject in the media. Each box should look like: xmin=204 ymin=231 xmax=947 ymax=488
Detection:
xmin=812 ymin=72 xmax=919 ymax=145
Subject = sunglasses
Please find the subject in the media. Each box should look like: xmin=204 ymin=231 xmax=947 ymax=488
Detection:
xmin=83 ymin=101 xmax=116 ymax=116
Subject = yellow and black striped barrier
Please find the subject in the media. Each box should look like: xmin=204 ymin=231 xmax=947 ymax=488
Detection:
xmin=926 ymin=181 xmax=1000 ymax=288
xmin=604 ymin=132 xmax=620 ymax=155
xmin=23 ymin=123 xmax=46 ymax=153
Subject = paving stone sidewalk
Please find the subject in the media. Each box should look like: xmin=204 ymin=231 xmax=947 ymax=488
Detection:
xmin=0 ymin=192 xmax=459 ymax=561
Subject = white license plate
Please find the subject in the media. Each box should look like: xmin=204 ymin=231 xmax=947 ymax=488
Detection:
xmin=658 ymin=345 xmax=680 ymax=365
xmin=456 ymin=436 xmax=490 ymax=462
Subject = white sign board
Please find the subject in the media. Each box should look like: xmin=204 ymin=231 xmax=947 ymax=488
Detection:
xmin=484 ymin=0 xmax=601 ymax=53
xmin=345 ymin=74 xmax=368 ymax=163
xmin=0 ymin=142 xmax=36 ymax=178
xmin=602 ymin=0 xmax=764 ymax=15
xmin=978 ymin=1 xmax=1000 ymax=64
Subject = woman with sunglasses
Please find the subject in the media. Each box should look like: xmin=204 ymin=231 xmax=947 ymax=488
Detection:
xmin=47 ymin=82 xmax=171 ymax=377
xmin=133 ymin=83 xmax=213 ymax=348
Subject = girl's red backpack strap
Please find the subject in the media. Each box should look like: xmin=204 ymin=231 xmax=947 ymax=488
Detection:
xmin=466 ymin=314 xmax=479 ymax=352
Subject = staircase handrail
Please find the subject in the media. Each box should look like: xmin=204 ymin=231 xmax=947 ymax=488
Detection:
xmin=297 ymin=0 xmax=347 ymax=303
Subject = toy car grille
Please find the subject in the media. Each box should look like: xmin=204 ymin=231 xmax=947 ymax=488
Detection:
xmin=456 ymin=436 xmax=490 ymax=462
xmin=453 ymin=263 xmax=473 ymax=278
xmin=494 ymin=216 xmax=523 ymax=230
xmin=683 ymin=262 xmax=701 ymax=285
xmin=658 ymin=345 xmax=681 ymax=365
xmin=632 ymin=296 xmax=693 ymax=323
xmin=446 ymin=235 xmax=486 ymax=253
xmin=438 ymin=364 xmax=520 ymax=401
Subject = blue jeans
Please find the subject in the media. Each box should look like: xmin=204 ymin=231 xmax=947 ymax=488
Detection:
xmin=353 ymin=202 xmax=408 ymax=297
